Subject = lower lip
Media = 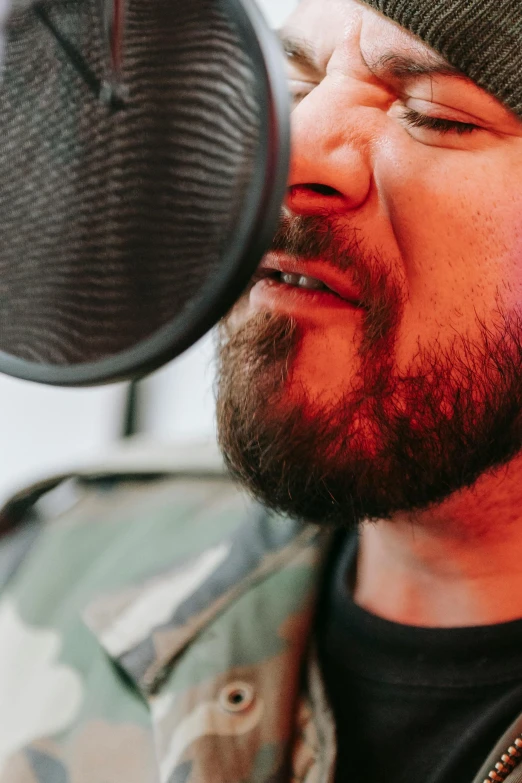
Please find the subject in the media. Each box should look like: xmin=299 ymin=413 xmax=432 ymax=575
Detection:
xmin=249 ymin=277 xmax=363 ymax=317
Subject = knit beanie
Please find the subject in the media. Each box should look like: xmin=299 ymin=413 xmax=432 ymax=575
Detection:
xmin=360 ymin=0 xmax=522 ymax=117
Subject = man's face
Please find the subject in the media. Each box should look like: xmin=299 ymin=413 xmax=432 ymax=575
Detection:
xmin=216 ymin=0 xmax=522 ymax=527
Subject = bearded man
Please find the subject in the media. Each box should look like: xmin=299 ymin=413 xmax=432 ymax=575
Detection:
xmin=1 ymin=1 xmax=522 ymax=782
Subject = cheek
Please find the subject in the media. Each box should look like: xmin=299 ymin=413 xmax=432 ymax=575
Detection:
xmin=377 ymin=147 xmax=522 ymax=360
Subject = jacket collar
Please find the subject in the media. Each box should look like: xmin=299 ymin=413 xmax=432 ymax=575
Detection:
xmin=1 ymin=437 xmax=226 ymax=530
xmin=1 ymin=436 xmax=331 ymax=697
xmin=79 ymin=465 xmax=329 ymax=695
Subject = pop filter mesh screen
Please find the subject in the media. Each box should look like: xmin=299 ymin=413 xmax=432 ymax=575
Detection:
xmin=0 ymin=0 xmax=260 ymax=365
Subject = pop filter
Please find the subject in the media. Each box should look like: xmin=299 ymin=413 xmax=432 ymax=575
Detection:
xmin=0 ymin=0 xmax=289 ymax=385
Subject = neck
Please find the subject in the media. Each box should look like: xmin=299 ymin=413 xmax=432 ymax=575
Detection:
xmin=353 ymin=456 xmax=522 ymax=627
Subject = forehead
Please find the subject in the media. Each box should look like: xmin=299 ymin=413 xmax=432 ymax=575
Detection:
xmin=283 ymin=0 xmax=450 ymax=72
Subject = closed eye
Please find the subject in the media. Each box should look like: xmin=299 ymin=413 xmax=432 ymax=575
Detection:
xmin=288 ymin=78 xmax=317 ymax=108
xmin=401 ymin=107 xmax=481 ymax=135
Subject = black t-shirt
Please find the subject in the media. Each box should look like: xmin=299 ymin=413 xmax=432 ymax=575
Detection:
xmin=317 ymin=534 xmax=522 ymax=783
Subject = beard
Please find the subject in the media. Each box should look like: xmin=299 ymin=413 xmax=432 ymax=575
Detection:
xmin=215 ymin=216 xmax=522 ymax=529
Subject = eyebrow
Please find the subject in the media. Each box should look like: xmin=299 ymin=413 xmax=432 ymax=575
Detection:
xmin=278 ymin=33 xmax=324 ymax=79
xmin=366 ymin=52 xmax=463 ymax=81
xmin=278 ymin=32 xmax=464 ymax=83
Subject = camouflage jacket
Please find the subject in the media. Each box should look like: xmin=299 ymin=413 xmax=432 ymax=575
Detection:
xmin=1 ymin=439 xmax=521 ymax=783
xmin=0 ymin=440 xmax=336 ymax=783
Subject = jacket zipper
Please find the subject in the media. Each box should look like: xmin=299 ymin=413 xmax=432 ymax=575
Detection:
xmin=483 ymin=736 xmax=522 ymax=781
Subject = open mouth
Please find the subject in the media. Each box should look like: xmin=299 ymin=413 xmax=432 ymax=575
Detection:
xmin=252 ymin=266 xmax=363 ymax=308
xmin=268 ymin=270 xmax=336 ymax=293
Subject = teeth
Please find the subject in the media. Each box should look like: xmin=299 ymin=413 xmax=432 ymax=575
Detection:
xmin=297 ymin=275 xmax=326 ymax=290
xmin=281 ymin=273 xmax=301 ymax=286
xmin=280 ymin=273 xmax=327 ymax=291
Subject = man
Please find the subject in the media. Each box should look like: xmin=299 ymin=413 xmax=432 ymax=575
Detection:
xmin=1 ymin=0 xmax=522 ymax=781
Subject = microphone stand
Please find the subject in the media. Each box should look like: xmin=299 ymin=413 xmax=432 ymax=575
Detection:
xmin=121 ymin=380 xmax=142 ymax=438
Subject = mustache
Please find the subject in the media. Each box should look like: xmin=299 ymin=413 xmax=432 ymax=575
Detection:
xmin=269 ymin=212 xmax=403 ymax=350
xmin=271 ymin=213 xmax=359 ymax=270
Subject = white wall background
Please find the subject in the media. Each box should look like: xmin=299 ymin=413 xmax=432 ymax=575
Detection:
xmin=0 ymin=0 xmax=298 ymax=503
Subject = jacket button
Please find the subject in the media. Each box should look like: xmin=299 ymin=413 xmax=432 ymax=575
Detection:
xmin=219 ymin=681 xmax=256 ymax=713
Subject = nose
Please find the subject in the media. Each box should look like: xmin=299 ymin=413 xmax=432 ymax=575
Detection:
xmin=286 ymin=81 xmax=373 ymax=215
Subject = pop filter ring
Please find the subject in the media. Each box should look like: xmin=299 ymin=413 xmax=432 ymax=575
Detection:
xmin=0 ymin=0 xmax=290 ymax=386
